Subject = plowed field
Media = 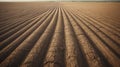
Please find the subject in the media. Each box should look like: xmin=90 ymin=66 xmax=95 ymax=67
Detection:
xmin=0 ymin=2 xmax=120 ymax=67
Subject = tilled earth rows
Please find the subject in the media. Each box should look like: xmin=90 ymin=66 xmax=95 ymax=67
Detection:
xmin=0 ymin=2 xmax=120 ymax=67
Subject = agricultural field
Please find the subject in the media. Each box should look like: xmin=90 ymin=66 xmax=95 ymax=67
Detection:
xmin=0 ymin=2 xmax=120 ymax=67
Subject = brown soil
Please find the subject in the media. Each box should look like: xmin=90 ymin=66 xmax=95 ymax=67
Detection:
xmin=0 ymin=2 xmax=120 ymax=67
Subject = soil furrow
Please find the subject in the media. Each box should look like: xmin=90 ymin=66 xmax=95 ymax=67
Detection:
xmin=62 ymin=8 xmax=87 ymax=67
xmin=68 ymin=8 xmax=120 ymax=67
xmin=43 ymin=8 xmax=65 ymax=67
xmin=0 ymin=8 xmax=57 ymax=67
xmin=20 ymin=8 xmax=58 ymax=67
xmin=0 ymin=8 xmax=53 ymax=51
xmin=64 ymin=8 xmax=105 ymax=67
